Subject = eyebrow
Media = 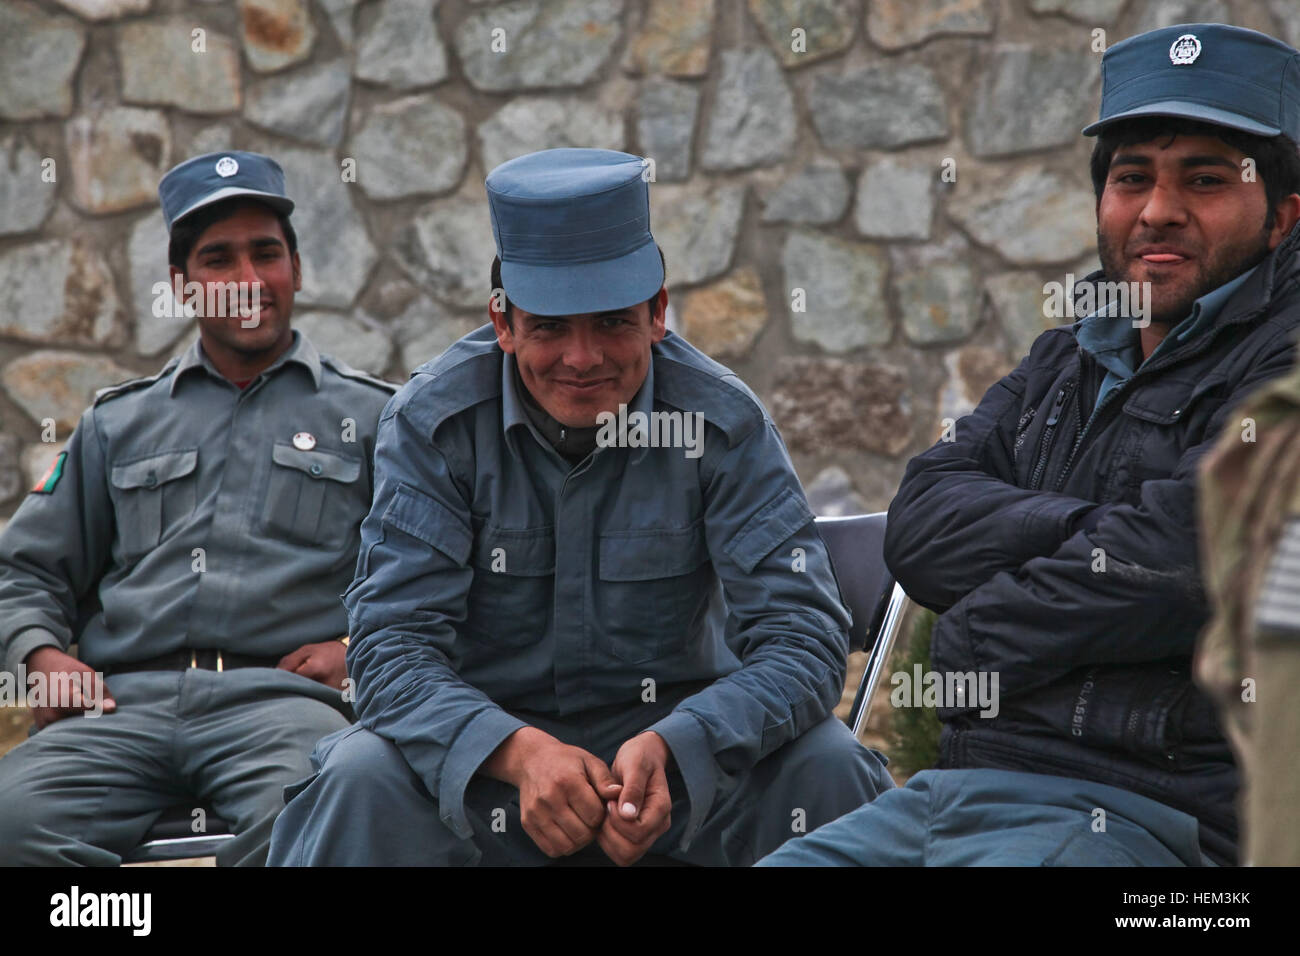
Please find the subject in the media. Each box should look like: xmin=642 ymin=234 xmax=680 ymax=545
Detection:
xmin=194 ymin=236 xmax=285 ymax=258
xmin=1109 ymin=153 xmax=1241 ymax=171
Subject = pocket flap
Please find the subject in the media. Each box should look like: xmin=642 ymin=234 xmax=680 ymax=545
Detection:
xmin=472 ymin=525 xmax=555 ymax=576
xmin=1122 ymin=378 xmax=1221 ymax=425
xmin=111 ymin=449 xmax=197 ymax=490
xmin=382 ymin=482 xmax=472 ymax=565
xmin=600 ymin=521 xmax=708 ymax=581
xmin=271 ymin=441 xmax=361 ymax=484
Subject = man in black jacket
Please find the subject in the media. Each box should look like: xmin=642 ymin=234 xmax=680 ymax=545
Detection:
xmin=760 ymin=22 xmax=1300 ymax=866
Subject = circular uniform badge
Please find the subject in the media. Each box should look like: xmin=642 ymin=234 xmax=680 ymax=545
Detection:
xmin=215 ymin=156 xmax=239 ymax=178
xmin=1169 ymin=34 xmax=1201 ymax=65
xmin=292 ymin=431 xmax=316 ymax=451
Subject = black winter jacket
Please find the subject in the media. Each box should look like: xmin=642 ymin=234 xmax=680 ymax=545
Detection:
xmin=885 ymin=224 xmax=1300 ymax=866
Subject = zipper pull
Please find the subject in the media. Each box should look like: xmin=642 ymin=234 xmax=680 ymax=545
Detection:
xmin=1046 ymin=387 xmax=1068 ymax=426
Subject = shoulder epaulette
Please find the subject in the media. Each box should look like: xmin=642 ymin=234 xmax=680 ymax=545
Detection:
xmin=320 ymin=354 xmax=399 ymax=394
xmin=653 ymin=333 xmax=764 ymax=447
xmin=91 ymin=357 xmax=180 ymax=407
xmin=396 ymin=326 xmax=502 ymax=435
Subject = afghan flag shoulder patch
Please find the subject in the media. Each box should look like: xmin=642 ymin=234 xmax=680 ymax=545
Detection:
xmin=32 ymin=451 xmax=68 ymax=495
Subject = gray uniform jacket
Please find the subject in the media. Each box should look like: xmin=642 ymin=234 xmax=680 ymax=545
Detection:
xmin=0 ymin=330 xmax=395 ymax=676
xmin=342 ymin=325 xmax=852 ymax=851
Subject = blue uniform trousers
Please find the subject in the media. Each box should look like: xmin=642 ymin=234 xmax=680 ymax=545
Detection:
xmin=0 ymin=668 xmax=350 ymax=866
xmin=755 ymin=768 xmax=1215 ymax=866
xmin=268 ymin=716 xmax=894 ymax=866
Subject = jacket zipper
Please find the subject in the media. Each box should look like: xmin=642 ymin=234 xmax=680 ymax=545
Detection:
xmin=1054 ymin=383 xmax=1122 ymax=492
xmin=1029 ymin=381 xmax=1075 ymax=490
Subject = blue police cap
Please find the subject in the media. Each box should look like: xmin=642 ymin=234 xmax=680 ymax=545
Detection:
xmin=1083 ymin=23 xmax=1300 ymax=139
xmin=486 ymin=148 xmax=665 ymax=317
xmin=158 ymin=150 xmax=295 ymax=232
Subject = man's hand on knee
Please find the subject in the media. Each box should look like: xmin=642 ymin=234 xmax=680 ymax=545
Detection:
xmin=598 ymin=731 xmax=673 ymax=866
xmin=23 ymin=647 xmax=116 ymax=729
xmin=277 ymin=639 xmax=348 ymax=690
xmin=483 ymin=726 xmax=623 ymax=858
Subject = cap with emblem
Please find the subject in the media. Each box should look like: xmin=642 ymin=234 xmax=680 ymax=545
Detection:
xmin=158 ymin=150 xmax=295 ymax=232
xmin=485 ymin=148 xmax=664 ymax=317
xmin=1083 ymin=23 xmax=1300 ymax=139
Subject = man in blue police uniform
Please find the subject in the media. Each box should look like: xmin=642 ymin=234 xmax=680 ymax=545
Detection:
xmin=0 ymin=151 xmax=396 ymax=866
xmin=268 ymin=148 xmax=893 ymax=866
xmin=760 ymin=23 xmax=1300 ymax=867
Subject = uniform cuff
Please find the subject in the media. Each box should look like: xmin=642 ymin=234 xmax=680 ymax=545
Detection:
xmin=435 ymin=707 xmax=528 ymax=840
xmin=5 ymin=626 xmax=64 ymax=676
xmin=647 ymin=710 xmax=716 ymax=852
xmin=1022 ymin=495 xmax=1096 ymax=550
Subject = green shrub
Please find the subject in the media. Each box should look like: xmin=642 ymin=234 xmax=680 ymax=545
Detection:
xmin=885 ymin=607 xmax=942 ymax=776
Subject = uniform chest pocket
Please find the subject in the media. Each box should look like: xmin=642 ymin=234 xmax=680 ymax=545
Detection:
xmin=464 ymin=524 xmax=554 ymax=648
xmin=111 ymin=448 xmax=198 ymax=560
xmin=596 ymin=521 xmax=713 ymax=664
xmin=262 ymin=440 xmax=363 ymax=547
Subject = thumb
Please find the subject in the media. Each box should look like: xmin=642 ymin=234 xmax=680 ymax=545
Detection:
xmin=618 ymin=762 xmax=648 ymax=820
xmin=91 ymin=674 xmax=116 ymax=711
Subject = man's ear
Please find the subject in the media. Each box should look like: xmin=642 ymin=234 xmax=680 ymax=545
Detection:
xmin=291 ymin=250 xmax=302 ymax=291
xmin=1268 ymin=193 xmax=1300 ymax=249
xmin=168 ymin=265 xmax=188 ymax=310
xmin=649 ymin=286 xmax=668 ymax=343
xmin=489 ymin=295 xmax=515 ymax=353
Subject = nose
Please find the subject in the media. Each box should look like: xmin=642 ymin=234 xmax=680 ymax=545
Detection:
xmin=235 ymin=253 xmax=264 ymax=316
xmin=1138 ymin=179 xmax=1189 ymax=231
xmin=562 ymin=324 xmax=603 ymax=373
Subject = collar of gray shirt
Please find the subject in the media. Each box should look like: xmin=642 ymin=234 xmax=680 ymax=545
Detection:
xmin=169 ymin=328 xmax=322 ymax=396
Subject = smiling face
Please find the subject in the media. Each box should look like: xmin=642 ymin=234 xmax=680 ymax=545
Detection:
xmin=169 ymin=200 xmax=300 ymax=363
xmin=489 ymin=288 xmax=668 ymax=427
xmin=1096 ymin=132 xmax=1292 ymax=325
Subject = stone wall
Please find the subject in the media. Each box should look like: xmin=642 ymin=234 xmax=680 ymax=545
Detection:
xmin=2 ymin=0 xmax=1295 ymax=523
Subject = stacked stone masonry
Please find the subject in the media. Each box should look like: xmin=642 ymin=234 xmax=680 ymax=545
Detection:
xmin=0 ymin=0 xmax=1283 ymax=522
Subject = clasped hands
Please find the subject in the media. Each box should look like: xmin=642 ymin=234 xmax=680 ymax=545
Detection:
xmin=483 ymin=726 xmax=674 ymax=866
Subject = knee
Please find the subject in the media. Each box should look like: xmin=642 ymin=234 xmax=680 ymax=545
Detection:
xmin=315 ymin=727 xmax=422 ymax=799
xmin=0 ymin=764 xmax=44 ymax=863
xmin=786 ymin=718 xmax=891 ymax=787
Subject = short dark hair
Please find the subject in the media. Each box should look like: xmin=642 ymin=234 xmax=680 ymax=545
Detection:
xmin=490 ymin=245 xmax=667 ymax=326
xmin=1090 ymin=117 xmax=1300 ymax=228
xmin=167 ymin=197 xmax=298 ymax=271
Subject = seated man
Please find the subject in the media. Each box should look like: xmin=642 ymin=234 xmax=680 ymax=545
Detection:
xmin=0 ymin=151 xmax=395 ymax=866
xmin=760 ymin=22 xmax=1300 ymax=867
xmin=268 ymin=148 xmax=893 ymax=867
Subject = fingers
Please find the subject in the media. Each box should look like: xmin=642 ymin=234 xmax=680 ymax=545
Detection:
xmin=604 ymin=765 xmax=672 ymax=845
xmin=523 ymin=802 xmax=597 ymax=858
xmin=577 ymin=755 xmax=621 ymax=829
xmin=596 ymin=802 xmax=672 ymax=867
xmin=293 ymin=653 xmax=325 ymax=679
xmin=596 ymin=817 xmax=647 ymax=867
xmin=277 ymin=646 xmax=310 ymax=671
xmin=27 ymin=669 xmax=115 ymax=726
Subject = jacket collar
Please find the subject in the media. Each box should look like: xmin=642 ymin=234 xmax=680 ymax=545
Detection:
xmin=1075 ymin=219 xmax=1300 ymax=365
xmin=169 ymin=328 xmax=321 ymax=396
